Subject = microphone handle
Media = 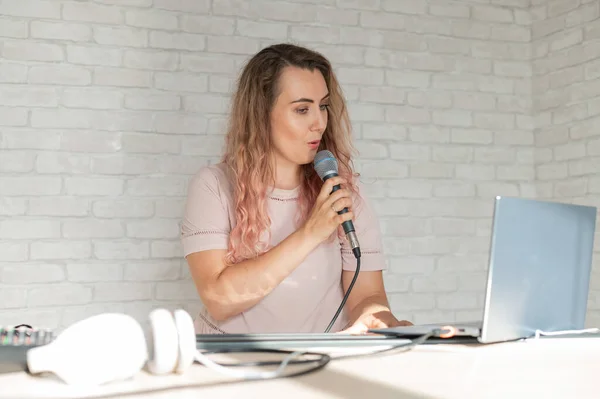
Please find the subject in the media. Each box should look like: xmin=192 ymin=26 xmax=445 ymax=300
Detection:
xmin=322 ymin=172 xmax=360 ymax=257
xmin=329 ymin=181 xmax=355 ymax=235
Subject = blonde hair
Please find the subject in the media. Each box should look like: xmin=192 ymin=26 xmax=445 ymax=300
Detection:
xmin=221 ymin=43 xmax=358 ymax=264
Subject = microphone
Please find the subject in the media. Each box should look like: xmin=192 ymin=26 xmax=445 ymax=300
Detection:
xmin=313 ymin=150 xmax=360 ymax=258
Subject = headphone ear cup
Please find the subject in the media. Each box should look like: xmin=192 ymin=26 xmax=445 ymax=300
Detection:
xmin=173 ymin=309 xmax=196 ymax=373
xmin=146 ymin=308 xmax=179 ymax=375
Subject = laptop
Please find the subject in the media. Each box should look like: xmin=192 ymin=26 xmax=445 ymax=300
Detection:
xmin=370 ymin=196 xmax=597 ymax=344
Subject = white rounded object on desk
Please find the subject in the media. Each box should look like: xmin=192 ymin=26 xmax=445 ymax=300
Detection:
xmin=26 ymin=313 xmax=148 ymax=386
xmin=146 ymin=308 xmax=180 ymax=375
xmin=173 ymin=309 xmax=196 ymax=374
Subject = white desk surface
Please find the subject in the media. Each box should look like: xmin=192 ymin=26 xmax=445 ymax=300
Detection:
xmin=0 ymin=336 xmax=598 ymax=399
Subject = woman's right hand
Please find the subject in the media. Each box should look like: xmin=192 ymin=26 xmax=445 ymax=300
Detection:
xmin=301 ymin=176 xmax=355 ymax=246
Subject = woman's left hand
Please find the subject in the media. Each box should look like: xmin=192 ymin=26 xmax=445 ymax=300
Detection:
xmin=338 ymin=310 xmax=413 ymax=335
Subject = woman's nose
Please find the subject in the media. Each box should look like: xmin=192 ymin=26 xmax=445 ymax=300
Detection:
xmin=312 ymin=109 xmax=326 ymax=132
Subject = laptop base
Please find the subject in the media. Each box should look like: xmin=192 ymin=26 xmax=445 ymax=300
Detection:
xmin=369 ymin=322 xmax=482 ymax=342
xmin=195 ymin=333 xmax=413 ymax=351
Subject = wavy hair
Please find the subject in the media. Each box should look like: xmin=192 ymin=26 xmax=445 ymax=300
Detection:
xmin=221 ymin=43 xmax=358 ymax=265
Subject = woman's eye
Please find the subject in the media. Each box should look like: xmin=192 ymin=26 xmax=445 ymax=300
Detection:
xmin=296 ymin=104 xmax=328 ymax=114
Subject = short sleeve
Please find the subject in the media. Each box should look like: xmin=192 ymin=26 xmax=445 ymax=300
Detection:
xmin=181 ymin=166 xmax=231 ymax=257
xmin=340 ymin=179 xmax=387 ymax=272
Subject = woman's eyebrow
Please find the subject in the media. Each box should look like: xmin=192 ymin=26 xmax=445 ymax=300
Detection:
xmin=289 ymin=93 xmax=330 ymax=104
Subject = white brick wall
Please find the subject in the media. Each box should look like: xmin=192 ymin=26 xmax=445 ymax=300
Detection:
xmin=532 ymin=0 xmax=600 ymax=328
xmin=0 ymin=0 xmax=596 ymax=332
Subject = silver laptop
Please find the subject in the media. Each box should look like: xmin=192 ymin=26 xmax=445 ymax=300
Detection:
xmin=371 ymin=196 xmax=597 ymax=344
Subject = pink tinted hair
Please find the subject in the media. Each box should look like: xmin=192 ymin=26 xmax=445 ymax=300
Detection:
xmin=221 ymin=43 xmax=359 ymax=265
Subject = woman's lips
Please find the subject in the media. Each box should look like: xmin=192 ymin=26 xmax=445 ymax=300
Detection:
xmin=308 ymin=140 xmax=320 ymax=149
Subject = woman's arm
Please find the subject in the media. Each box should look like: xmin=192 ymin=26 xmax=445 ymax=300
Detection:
xmin=186 ymin=175 xmax=354 ymax=321
xmin=186 ymin=227 xmax=319 ymax=321
xmin=339 ymin=270 xmax=412 ymax=333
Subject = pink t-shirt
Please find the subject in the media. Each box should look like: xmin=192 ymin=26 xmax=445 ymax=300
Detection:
xmin=180 ymin=163 xmax=387 ymax=334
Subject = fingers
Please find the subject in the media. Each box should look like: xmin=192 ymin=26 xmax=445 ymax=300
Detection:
xmin=338 ymin=322 xmax=368 ymax=335
xmin=330 ymin=197 xmax=353 ymax=213
xmin=317 ymin=176 xmax=346 ymax=202
xmin=370 ymin=318 xmax=389 ymax=329
xmin=304 ymin=176 xmax=355 ymax=243
xmin=335 ymin=210 xmax=354 ymax=224
xmin=323 ymin=188 xmax=352 ymax=211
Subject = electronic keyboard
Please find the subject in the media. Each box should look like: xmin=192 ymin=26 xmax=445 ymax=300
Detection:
xmin=0 ymin=326 xmax=55 ymax=374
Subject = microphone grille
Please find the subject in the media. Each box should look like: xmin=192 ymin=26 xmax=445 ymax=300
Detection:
xmin=313 ymin=150 xmax=338 ymax=180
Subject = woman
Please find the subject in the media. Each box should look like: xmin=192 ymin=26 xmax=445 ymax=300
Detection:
xmin=181 ymin=43 xmax=412 ymax=334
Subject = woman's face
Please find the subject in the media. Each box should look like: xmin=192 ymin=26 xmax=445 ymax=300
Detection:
xmin=269 ymin=66 xmax=330 ymax=169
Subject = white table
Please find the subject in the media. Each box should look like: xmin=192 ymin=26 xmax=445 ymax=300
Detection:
xmin=0 ymin=337 xmax=598 ymax=399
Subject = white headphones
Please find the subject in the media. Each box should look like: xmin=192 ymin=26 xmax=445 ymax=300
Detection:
xmin=26 ymin=308 xmax=305 ymax=386
xmin=25 ymin=308 xmax=197 ymax=386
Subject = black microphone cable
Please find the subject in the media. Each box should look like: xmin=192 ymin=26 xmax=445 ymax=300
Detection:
xmin=324 ymin=249 xmax=360 ymax=333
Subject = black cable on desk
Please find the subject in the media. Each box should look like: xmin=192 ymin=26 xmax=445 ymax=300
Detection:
xmin=197 ymin=348 xmax=332 ymax=377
